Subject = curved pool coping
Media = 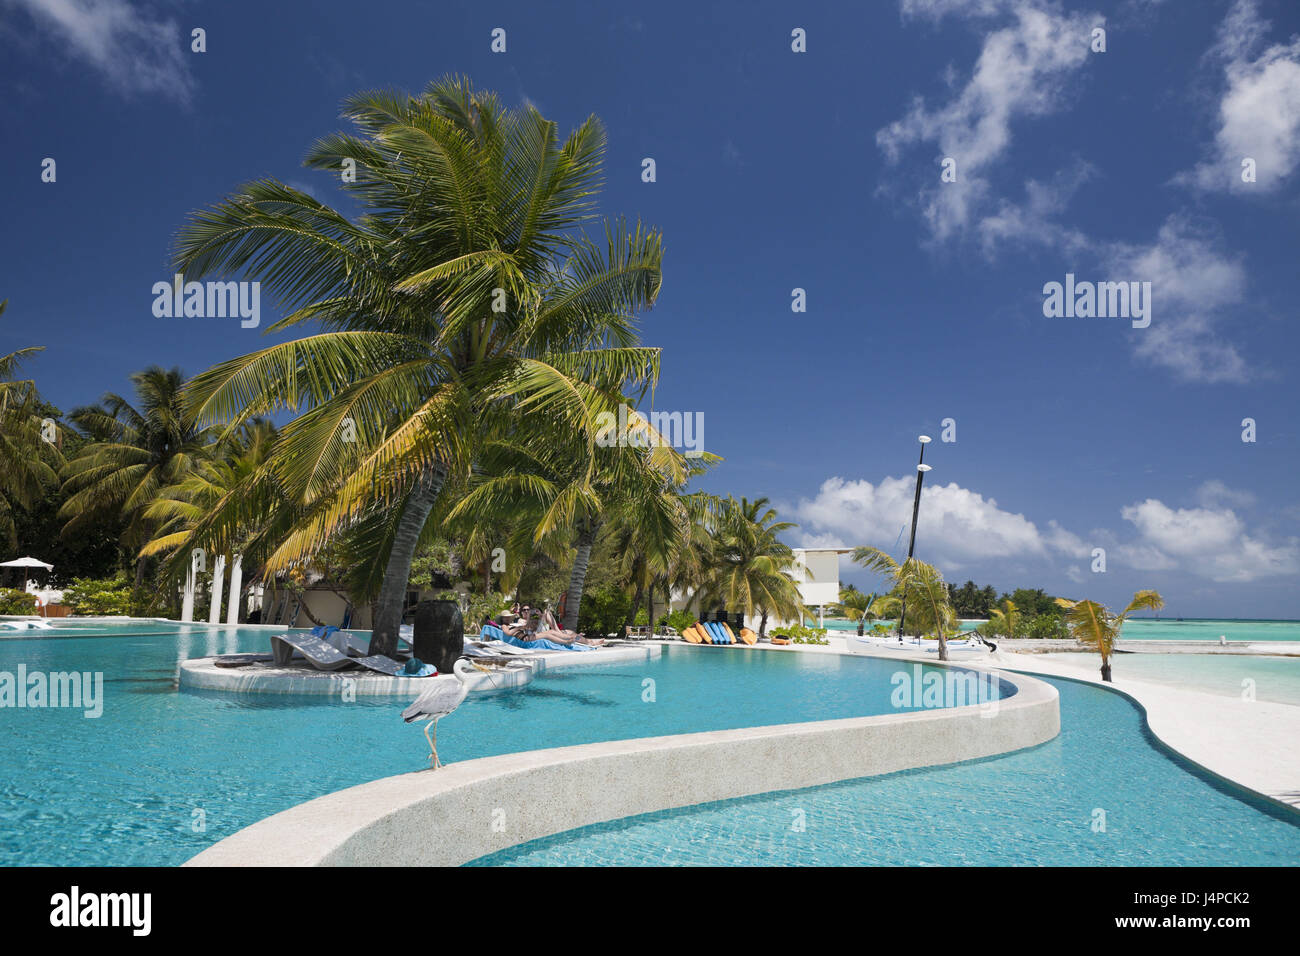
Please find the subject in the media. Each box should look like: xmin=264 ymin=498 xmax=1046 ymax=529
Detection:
xmin=185 ymin=653 xmax=1059 ymax=866
xmin=993 ymin=653 xmax=1300 ymax=818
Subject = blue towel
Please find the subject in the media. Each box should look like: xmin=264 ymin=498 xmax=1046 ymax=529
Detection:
xmin=310 ymin=625 xmax=339 ymax=639
xmin=480 ymin=623 xmax=593 ymax=652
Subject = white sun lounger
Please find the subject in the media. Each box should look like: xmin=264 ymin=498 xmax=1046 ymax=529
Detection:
xmin=270 ymin=633 xmax=353 ymax=669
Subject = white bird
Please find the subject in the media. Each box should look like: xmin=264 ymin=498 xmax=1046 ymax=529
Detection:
xmin=401 ymin=658 xmax=489 ymax=768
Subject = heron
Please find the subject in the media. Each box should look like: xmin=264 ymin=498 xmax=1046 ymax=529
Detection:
xmin=401 ymin=657 xmax=491 ymax=768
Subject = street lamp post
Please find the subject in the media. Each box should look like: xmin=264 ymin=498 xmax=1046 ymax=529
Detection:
xmin=896 ymin=436 xmax=932 ymax=643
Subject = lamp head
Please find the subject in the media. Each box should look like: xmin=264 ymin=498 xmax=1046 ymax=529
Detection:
xmin=917 ymin=464 xmax=932 ymax=473
xmin=918 ymin=435 xmax=932 ymax=444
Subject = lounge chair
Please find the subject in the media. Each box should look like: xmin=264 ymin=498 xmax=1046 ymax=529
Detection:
xmin=270 ymin=633 xmax=354 ymax=670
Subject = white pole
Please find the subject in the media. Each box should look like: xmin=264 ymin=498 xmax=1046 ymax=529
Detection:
xmin=819 ymin=604 xmax=824 ymax=628
xmin=208 ymin=554 xmax=226 ymax=625
xmin=181 ymin=553 xmax=197 ymax=622
xmin=226 ymin=554 xmax=243 ymax=626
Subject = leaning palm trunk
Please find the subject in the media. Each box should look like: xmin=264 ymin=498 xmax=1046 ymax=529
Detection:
xmin=562 ymin=525 xmax=597 ymax=631
xmin=369 ymin=467 xmax=445 ymax=657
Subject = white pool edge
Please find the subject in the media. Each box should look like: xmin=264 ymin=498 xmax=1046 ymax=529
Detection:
xmin=185 ymin=654 xmax=1059 ymax=867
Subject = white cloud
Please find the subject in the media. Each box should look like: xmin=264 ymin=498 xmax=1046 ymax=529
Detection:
xmin=877 ymin=2 xmax=1098 ymax=240
xmin=791 ymin=476 xmax=1068 ymax=569
xmin=1118 ymin=496 xmax=1299 ymax=582
xmin=792 ymin=472 xmax=1293 ymax=587
xmin=6 ymin=0 xmax=194 ymax=102
xmin=1195 ymin=479 xmax=1256 ymax=510
xmin=1179 ymin=0 xmax=1300 ymax=193
xmin=1101 ymin=215 xmax=1250 ymax=383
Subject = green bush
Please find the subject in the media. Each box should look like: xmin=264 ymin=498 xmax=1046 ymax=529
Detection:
xmin=633 ymin=607 xmax=649 ymax=626
xmin=773 ymin=624 xmax=830 ymax=645
xmin=658 ymin=609 xmax=695 ymax=633
xmin=576 ymin=585 xmax=632 ymax=637
xmin=62 ymin=574 xmax=134 ymax=615
xmin=1026 ymin=613 xmax=1070 ymax=640
xmin=0 ymin=588 xmax=38 ymax=615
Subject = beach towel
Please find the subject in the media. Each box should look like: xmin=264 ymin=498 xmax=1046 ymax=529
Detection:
xmin=480 ymin=623 xmax=594 ymax=652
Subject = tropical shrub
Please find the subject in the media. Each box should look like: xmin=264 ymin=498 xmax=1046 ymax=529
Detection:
xmin=62 ymin=574 xmax=134 ymax=615
xmin=576 ymin=585 xmax=633 ymax=637
xmin=0 ymin=588 xmax=38 ymax=615
xmin=1026 ymin=613 xmax=1070 ymax=640
xmin=658 ymin=608 xmax=695 ymax=633
xmin=774 ymin=624 xmax=830 ymax=645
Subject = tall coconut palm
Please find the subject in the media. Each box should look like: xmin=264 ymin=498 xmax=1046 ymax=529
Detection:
xmin=173 ymin=77 xmax=664 ymax=656
xmin=852 ymin=546 xmax=957 ymax=660
xmin=704 ymin=496 xmax=802 ymax=637
xmin=0 ymin=300 xmax=62 ymax=547
xmin=1056 ymin=589 xmax=1164 ymax=682
xmin=138 ymin=420 xmax=279 ymax=562
xmin=448 ymin=406 xmax=691 ymax=633
xmin=59 ymin=367 xmax=212 ymax=588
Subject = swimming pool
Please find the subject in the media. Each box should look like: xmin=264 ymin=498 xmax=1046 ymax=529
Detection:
xmin=2 ymin=624 xmax=1295 ymax=866
xmin=470 ymin=677 xmax=1300 ymax=866
xmin=0 ymin=626 xmax=985 ymax=866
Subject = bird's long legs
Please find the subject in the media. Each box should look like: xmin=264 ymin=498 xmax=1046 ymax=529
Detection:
xmin=424 ymin=718 xmax=442 ymax=769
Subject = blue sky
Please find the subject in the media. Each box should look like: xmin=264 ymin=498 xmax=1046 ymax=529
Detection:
xmin=2 ymin=0 xmax=1298 ymax=617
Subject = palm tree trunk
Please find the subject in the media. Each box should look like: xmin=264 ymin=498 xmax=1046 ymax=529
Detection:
xmin=646 ymin=582 xmax=654 ymax=635
xmin=369 ymin=467 xmax=445 ymax=657
xmin=936 ymin=626 xmax=948 ymax=662
xmin=627 ymin=580 xmax=644 ymax=630
xmin=561 ymin=524 xmax=597 ymax=631
xmin=759 ymin=610 xmax=768 ymax=637
xmin=1100 ymin=657 xmax=1112 ymax=682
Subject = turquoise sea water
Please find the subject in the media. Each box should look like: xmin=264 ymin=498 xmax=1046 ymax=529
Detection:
xmin=1037 ymin=652 xmax=1300 ymax=707
xmin=471 ymin=678 xmax=1300 ymax=866
xmin=813 ymin=617 xmax=1300 ymax=642
xmin=0 ymin=625 xmax=979 ymax=866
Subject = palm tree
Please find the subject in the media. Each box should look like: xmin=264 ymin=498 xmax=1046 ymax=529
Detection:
xmin=0 ymin=300 xmax=62 ymax=548
xmin=449 ymin=407 xmax=691 ymax=633
xmin=981 ymin=598 xmax=1020 ymax=638
xmin=704 ymin=496 xmax=802 ymax=637
xmin=837 ymin=585 xmax=879 ymax=636
xmin=138 ymin=419 xmax=281 ymax=615
xmin=59 ymin=367 xmax=212 ymax=589
xmin=852 ymin=546 xmax=958 ymax=660
xmin=173 ymin=77 xmax=664 ymax=656
xmin=1056 ymin=589 xmax=1164 ymax=682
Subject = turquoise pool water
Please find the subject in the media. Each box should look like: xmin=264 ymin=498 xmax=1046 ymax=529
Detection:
xmin=0 ymin=626 xmax=980 ymax=866
xmin=470 ymin=678 xmax=1300 ymax=866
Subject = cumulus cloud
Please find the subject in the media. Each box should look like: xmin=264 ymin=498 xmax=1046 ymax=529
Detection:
xmin=790 ymin=475 xmax=1072 ymax=569
xmin=1118 ymin=497 xmax=1299 ymax=583
xmin=1179 ymin=0 xmax=1300 ymax=192
xmin=5 ymin=0 xmax=194 ymax=102
xmin=877 ymin=1 xmax=1098 ymax=241
xmin=792 ymin=473 xmax=1294 ymax=586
